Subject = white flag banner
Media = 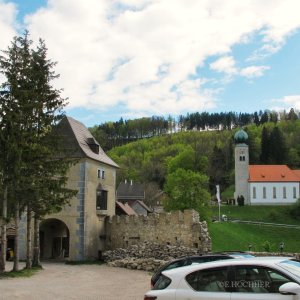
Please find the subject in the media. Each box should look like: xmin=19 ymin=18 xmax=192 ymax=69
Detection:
xmin=216 ymin=185 xmax=221 ymax=204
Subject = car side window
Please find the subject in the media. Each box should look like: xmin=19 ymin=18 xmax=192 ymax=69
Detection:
xmin=266 ymin=268 xmax=293 ymax=293
xmin=165 ymin=260 xmax=186 ymax=270
xmin=233 ymin=266 xmax=292 ymax=293
xmin=186 ymin=267 xmax=228 ymax=292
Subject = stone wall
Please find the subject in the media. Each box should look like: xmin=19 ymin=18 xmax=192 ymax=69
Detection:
xmin=103 ymin=242 xmax=203 ymax=272
xmin=105 ymin=209 xmax=211 ymax=252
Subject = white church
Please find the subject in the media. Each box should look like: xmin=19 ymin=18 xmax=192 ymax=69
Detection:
xmin=234 ymin=129 xmax=300 ymax=205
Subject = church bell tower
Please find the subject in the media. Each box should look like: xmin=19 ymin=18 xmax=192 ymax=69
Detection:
xmin=234 ymin=129 xmax=249 ymax=205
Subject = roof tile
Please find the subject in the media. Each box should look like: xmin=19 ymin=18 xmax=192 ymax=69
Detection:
xmin=249 ymin=165 xmax=300 ymax=182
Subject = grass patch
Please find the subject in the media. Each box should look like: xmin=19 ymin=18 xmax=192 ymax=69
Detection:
xmin=65 ymin=260 xmax=104 ymax=265
xmin=211 ymin=205 xmax=300 ymax=225
xmin=0 ymin=266 xmax=42 ymax=279
xmin=209 ymin=222 xmax=300 ymax=253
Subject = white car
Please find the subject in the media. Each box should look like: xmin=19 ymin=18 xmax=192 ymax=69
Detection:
xmin=144 ymin=257 xmax=300 ymax=300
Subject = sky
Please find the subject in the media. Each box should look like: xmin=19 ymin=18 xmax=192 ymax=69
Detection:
xmin=0 ymin=0 xmax=300 ymax=127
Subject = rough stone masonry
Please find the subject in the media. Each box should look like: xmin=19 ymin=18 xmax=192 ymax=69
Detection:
xmin=105 ymin=209 xmax=212 ymax=252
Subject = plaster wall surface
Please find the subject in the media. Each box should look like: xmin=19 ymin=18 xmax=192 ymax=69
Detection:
xmin=41 ymin=158 xmax=116 ymax=260
xmin=235 ymin=144 xmax=249 ymax=204
xmin=249 ymin=182 xmax=299 ymax=204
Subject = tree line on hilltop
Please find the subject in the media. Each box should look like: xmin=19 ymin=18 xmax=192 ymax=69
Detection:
xmin=90 ymin=108 xmax=299 ymax=151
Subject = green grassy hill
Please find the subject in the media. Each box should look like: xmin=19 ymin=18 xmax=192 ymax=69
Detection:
xmin=209 ymin=205 xmax=300 ymax=253
xmin=211 ymin=205 xmax=300 ymax=225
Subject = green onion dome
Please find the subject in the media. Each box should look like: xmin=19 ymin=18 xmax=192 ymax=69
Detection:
xmin=234 ymin=129 xmax=248 ymax=144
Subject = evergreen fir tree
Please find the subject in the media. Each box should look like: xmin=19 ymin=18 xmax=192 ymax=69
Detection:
xmin=0 ymin=31 xmax=76 ymax=271
xmin=270 ymin=127 xmax=287 ymax=164
xmin=260 ymin=127 xmax=270 ymax=164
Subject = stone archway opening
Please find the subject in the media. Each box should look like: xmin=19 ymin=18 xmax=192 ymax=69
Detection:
xmin=40 ymin=218 xmax=70 ymax=260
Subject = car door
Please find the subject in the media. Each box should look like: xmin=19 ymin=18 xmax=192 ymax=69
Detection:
xmin=230 ymin=265 xmax=296 ymax=300
xmin=175 ymin=266 xmax=231 ymax=299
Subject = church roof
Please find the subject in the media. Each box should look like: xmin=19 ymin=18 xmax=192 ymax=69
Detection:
xmin=57 ymin=116 xmax=119 ymax=168
xmin=249 ymin=165 xmax=300 ymax=182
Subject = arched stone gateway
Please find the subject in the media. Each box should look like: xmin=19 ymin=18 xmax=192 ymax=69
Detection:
xmin=40 ymin=218 xmax=70 ymax=260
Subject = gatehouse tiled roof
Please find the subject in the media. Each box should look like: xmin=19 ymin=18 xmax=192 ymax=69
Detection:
xmin=58 ymin=116 xmax=119 ymax=168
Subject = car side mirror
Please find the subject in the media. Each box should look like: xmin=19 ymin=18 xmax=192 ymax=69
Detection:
xmin=279 ymin=282 xmax=300 ymax=295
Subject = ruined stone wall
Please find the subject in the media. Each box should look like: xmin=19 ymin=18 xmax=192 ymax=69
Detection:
xmin=105 ymin=209 xmax=211 ymax=252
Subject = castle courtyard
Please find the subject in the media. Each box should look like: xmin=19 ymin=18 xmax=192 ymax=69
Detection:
xmin=0 ymin=262 xmax=151 ymax=300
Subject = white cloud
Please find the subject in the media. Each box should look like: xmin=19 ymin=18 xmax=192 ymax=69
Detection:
xmin=210 ymin=56 xmax=237 ymax=75
xmin=240 ymin=65 xmax=270 ymax=78
xmin=0 ymin=1 xmax=17 ymax=50
xmin=1 ymin=0 xmax=300 ymax=117
xmin=272 ymin=95 xmax=300 ymax=110
xmin=210 ymin=56 xmax=270 ymax=79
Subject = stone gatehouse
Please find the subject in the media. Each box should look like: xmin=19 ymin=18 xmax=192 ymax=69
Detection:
xmin=105 ymin=209 xmax=212 ymax=253
xmin=16 ymin=117 xmax=211 ymax=261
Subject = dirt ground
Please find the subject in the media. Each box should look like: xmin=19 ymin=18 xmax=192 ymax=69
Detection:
xmin=0 ymin=262 xmax=151 ymax=300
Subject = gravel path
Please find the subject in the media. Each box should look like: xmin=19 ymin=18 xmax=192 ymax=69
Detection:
xmin=0 ymin=262 xmax=151 ymax=300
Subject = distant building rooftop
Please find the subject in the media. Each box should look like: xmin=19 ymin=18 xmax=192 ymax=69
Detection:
xmin=116 ymin=180 xmax=145 ymax=200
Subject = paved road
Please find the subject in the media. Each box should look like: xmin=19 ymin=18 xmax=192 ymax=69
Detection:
xmin=0 ymin=262 xmax=151 ymax=300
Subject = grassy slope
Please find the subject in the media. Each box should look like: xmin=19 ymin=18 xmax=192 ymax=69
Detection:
xmin=209 ymin=205 xmax=300 ymax=253
xmin=211 ymin=205 xmax=300 ymax=225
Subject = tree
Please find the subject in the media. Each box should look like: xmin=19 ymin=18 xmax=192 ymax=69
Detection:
xmin=260 ymin=111 xmax=269 ymax=124
xmin=208 ymin=144 xmax=232 ymax=191
xmin=163 ymin=169 xmax=211 ymax=220
xmin=253 ymin=112 xmax=260 ymax=126
xmin=167 ymin=147 xmax=197 ymax=174
xmin=287 ymin=108 xmax=298 ymax=121
xmin=0 ymin=33 xmax=32 ymax=272
xmin=0 ymin=31 xmax=76 ymax=271
xmin=260 ymin=127 xmax=270 ymax=164
xmin=269 ymin=126 xmax=286 ymax=164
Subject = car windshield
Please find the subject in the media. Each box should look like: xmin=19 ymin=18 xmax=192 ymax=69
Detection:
xmin=278 ymin=259 xmax=300 ymax=279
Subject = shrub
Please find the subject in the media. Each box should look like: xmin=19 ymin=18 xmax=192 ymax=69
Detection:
xmin=237 ymin=195 xmax=245 ymax=206
xmin=268 ymin=210 xmax=279 ymax=221
xmin=261 ymin=240 xmax=272 ymax=252
xmin=289 ymin=199 xmax=300 ymax=220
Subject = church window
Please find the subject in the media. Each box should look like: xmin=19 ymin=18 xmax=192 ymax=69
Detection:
xmin=263 ymin=187 xmax=266 ymax=199
xmin=252 ymin=187 xmax=256 ymax=199
xmin=96 ymin=189 xmax=108 ymax=210
xmin=283 ymin=187 xmax=286 ymax=199
xmin=293 ymin=187 xmax=297 ymax=198
xmin=273 ymin=187 xmax=276 ymax=199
